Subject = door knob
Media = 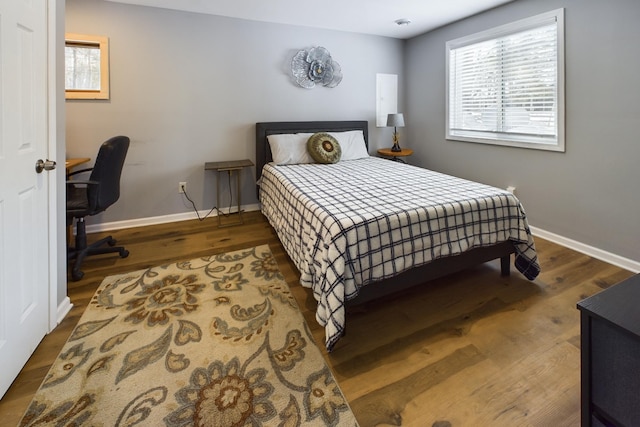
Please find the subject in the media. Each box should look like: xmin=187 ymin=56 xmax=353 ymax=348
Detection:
xmin=35 ymin=159 xmax=57 ymax=173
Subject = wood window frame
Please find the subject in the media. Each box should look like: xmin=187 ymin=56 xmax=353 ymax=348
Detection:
xmin=65 ymin=33 xmax=110 ymax=100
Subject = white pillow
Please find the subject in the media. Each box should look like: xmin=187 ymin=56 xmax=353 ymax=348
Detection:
xmin=327 ymin=130 xmax=369 ymax=160
xmin=267 ymin=130 xmax=369 ymax=164
xmin=267 ymin=133 xmax=315 ymax=164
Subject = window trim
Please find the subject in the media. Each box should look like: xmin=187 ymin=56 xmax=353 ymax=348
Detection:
xmin=445 ymin=9 xmax=565 ymax=152
xmin=65 ymin=33 xmax=110 ymax=100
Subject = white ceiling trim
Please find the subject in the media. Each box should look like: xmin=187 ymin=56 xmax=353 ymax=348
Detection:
xmin=103 ymin=0 xmax=515 ymax=39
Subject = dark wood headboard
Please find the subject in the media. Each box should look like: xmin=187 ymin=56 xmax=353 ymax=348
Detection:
xmin=255 ymin=120 xmax=369 ymax=182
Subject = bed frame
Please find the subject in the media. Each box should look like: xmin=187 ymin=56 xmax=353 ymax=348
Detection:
xmin=255 ymin=120 xmax=515 ymax=305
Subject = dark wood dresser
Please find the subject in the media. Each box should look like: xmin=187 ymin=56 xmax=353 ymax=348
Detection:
xmin=577 ymin=273 xmax=640 ymax=427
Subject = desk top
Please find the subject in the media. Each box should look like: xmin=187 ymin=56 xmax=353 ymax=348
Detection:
xmin=65 ymin=157 xmax=91 ymax=169
xmin=205 ymin=159 xmax=254 ymax=171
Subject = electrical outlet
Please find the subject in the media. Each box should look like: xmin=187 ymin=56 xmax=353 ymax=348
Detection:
xmin=179 ymin=182 xmax=187 ymax=193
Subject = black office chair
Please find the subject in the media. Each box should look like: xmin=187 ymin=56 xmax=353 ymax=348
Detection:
xmin=67 ymin=136 xmax=130 ymax=281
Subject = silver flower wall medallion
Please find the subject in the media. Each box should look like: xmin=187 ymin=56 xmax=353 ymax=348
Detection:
xmin=291 ymin=46 xmax=342 ymax=89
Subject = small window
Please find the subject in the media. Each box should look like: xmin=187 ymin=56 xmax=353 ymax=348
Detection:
xmin=65 ymin=33 xmax=110 ymax=100
xmin=446 ymin=9 xmax=565 ymax=151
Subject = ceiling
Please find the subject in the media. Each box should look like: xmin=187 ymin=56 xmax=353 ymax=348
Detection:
xmin=103 ymin=0 xmax=515 ymax=39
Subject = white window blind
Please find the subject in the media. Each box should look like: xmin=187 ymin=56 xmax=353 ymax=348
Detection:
xmin=446 ymin=9 xmax=564 ymax=151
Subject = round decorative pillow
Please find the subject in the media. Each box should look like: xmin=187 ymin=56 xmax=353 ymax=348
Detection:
xmin=307 ymin=133 xmax=341 ymax=164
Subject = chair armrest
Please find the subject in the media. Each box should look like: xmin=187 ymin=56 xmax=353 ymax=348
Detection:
xmin=66 ymin=179 xmax=99 ymax=187
xmin=67 ymin=167 xmax=93 ymax=177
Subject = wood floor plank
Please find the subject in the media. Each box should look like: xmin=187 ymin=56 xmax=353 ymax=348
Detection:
xmin=349 ymin=344 xmax=487 ymax=427
xmin=397 ymin=341 xmax=580 ymax=426
xmin=0 ymin=211 xmax=634 ymax=426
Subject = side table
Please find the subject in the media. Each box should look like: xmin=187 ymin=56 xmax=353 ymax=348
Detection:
xmin=577 ymin=273 xmax=640 ymax=426
xmin=377 ymin=148 xmax=413 ymax=163
xmin=204 ymin=159 xmax=254 ymax=227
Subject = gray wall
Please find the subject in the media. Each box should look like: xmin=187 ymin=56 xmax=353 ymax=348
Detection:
xmin=65 ymin=0 xmax=403 ymax=223
xmin=67 ymin=0 xmax=640 ymax=265
xmin=405 ymin=0 xmax=640 ymax=263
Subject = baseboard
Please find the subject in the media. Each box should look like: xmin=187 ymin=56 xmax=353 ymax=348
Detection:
xmin=85 ymin=203 xmax=261 ymax=234
xmin=56 ymin=297 xmax=73 ymax=329
xmin=82 ymin=207 xmax=639 ymax=274
xmin=530 ymin=225 xmax=640 ymax=273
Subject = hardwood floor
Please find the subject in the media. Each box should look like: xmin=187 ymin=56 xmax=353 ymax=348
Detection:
xmin=0 ymin=211 xmax=633 ymax=426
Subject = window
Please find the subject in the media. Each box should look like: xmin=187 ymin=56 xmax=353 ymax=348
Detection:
xmin=65 ymin=33 xmax=109 ymax=100
xmin=446 ymin=9 xmax=564 ymax=151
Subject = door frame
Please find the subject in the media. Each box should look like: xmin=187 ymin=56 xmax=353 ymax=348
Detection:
xmin=47 ymin=0 xmax=71 ymax=331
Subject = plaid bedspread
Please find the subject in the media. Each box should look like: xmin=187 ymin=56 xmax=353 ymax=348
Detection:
xmin=259 ymin=157 xmax=540 ymax=351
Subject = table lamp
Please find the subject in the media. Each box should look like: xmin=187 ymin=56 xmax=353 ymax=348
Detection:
xmin=387 ymin=113 xmax=405 ymax=152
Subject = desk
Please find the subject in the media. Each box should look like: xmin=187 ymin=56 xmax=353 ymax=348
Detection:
xmin=377 ymin=148 xmax=413 ymax=163
xmin=65 ymin=157 xmax=91 ymax=175
xmin=204 ymin=159 xmax=254 ymax=227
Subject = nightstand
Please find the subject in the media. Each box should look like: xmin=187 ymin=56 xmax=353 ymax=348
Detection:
xmin=577 ymin=273 xmax=640 ymax=426
xmin=204 ymin=159 xmax=254 ymax=227
xmin=377 ymin=148 xmax=413 ymax=162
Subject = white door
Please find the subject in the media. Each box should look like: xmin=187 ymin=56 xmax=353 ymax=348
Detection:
xmin=0 ymin=0 xmax=51 ymax=398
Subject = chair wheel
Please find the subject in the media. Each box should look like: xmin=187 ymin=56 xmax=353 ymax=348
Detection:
xmin=120 ymin=249 xmax=129 ymax=258
xmin=71 ymin=270 xmax=84 ymax=281
xmin=107 ymin=238 xmax=116 ymax=246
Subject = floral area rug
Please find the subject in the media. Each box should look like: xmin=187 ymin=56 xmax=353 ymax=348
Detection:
xmin=20 ymin=245 xmax=358 ymax=426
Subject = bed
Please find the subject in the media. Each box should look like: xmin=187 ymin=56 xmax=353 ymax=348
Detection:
xmin=256 ymin=120 xmax=540 ymax=351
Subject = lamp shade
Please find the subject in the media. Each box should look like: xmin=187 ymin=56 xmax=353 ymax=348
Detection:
xmin=386 ymin=113 xmax=405 ymax=127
